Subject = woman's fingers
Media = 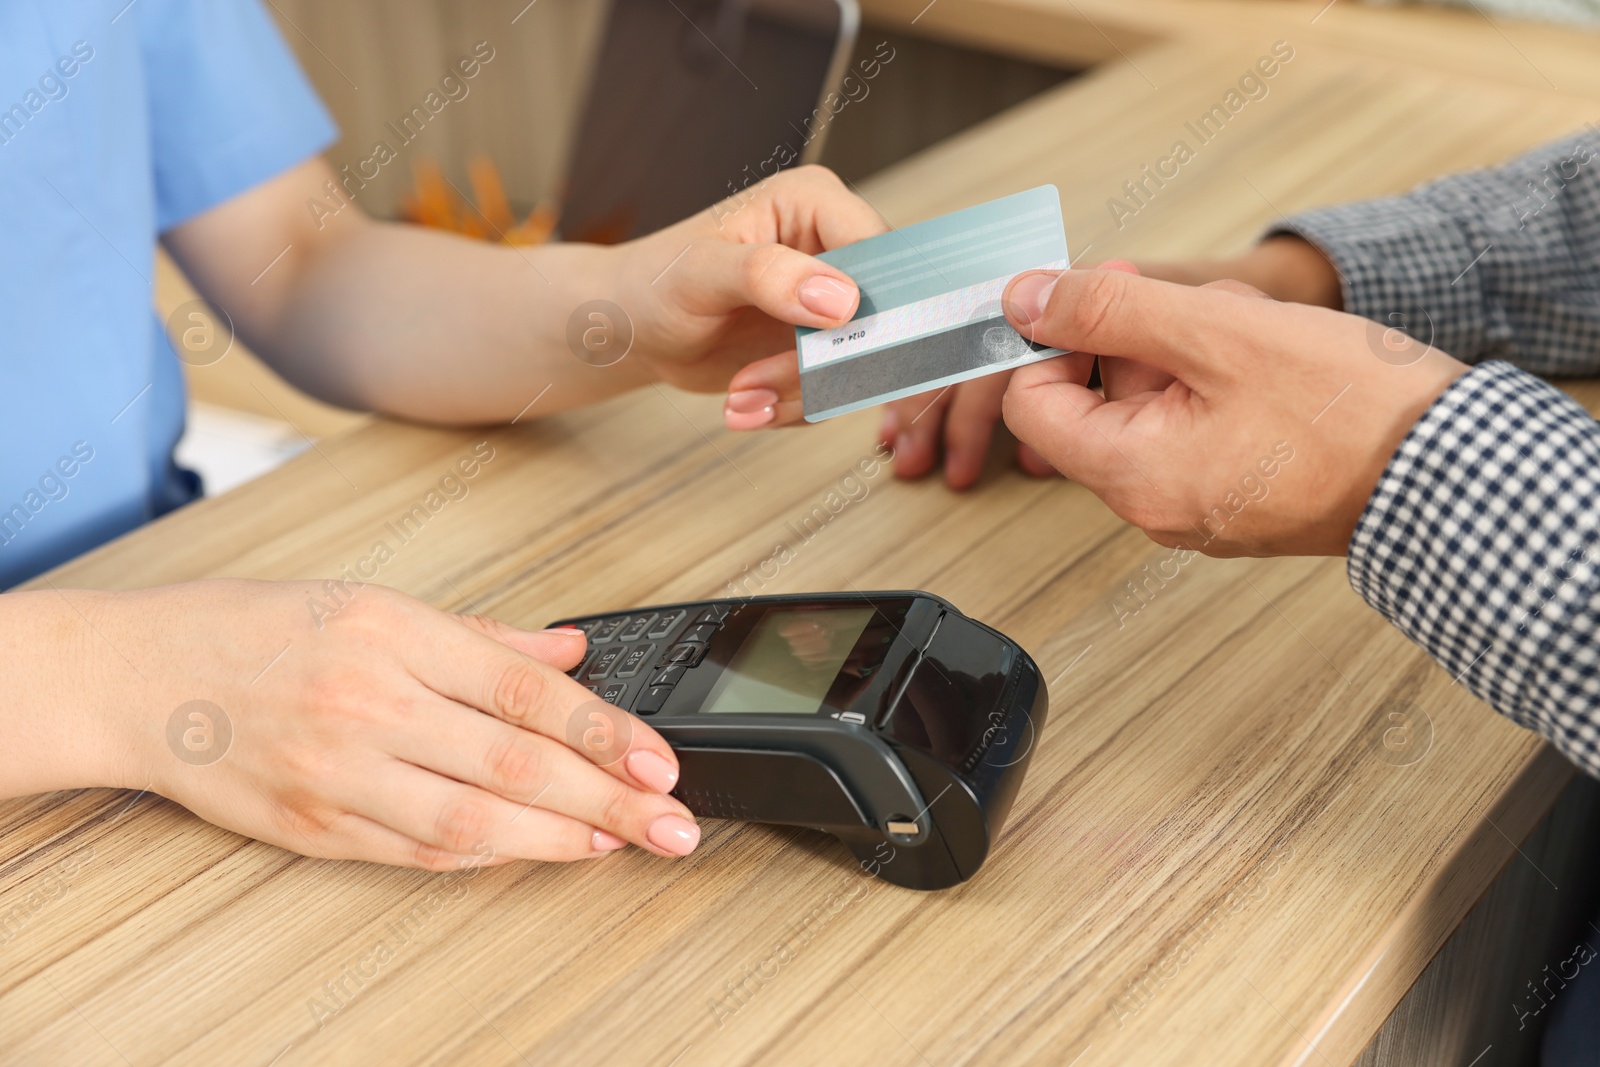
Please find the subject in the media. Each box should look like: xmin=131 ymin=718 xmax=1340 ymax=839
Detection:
xmin=882 ymin=387 xmax=953 ymax=479
xmin=241 ymin=774 xmax=521 ymax=871
xmin=301 ymin=811 xmax=519 ymax=872
xmin=724 ymin=350 xmax=804 ymax=429
xmin=347 ymin=758 xmax=699 ymax=863
xmin=940 ymin=373 xmax=1010 ymax=489
xmin=756 ymin=165 xmax=890 ymax=255
xmin=660 ymin=238 xmax=860 ymax=330
xmin=456 ymin=613 xmax=588 ymax=671
xmin=347 ymin=759 xmax=627 ymax=862
xmin=384 ymin=695 xmax=699 ymax=855
xmin=403 ymin=607 xmax=683 ymax=795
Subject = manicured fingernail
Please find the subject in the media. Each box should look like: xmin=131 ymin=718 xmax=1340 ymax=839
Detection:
xmin=727 ymin=388 xmax=779 ymax=414
xmin=879 ymin=409 xmax=899 ymax=442
xmin=895 ymin=432 xmax=914 ymax=458
xmin=592 ymin=829 xmax=627 ymax=852
xmin=1008 ymin=272 xmax=1059 ymax=324
xmin=724 ymin=405 xmax=775 ymax=432
xmin=647 ymin=814 xmax=701 ymax=856
xmin=798 ymin=276 xmax=857 ymax=321
xmin=626 ymin=749 xmax=679 ymax=793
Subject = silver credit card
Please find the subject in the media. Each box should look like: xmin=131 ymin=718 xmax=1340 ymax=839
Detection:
xmin=797 ymin=185 xmax=1069 ymax=422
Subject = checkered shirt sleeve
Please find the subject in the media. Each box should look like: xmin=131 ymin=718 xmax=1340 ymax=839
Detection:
xmin=1273 ymin=132 xmax=1600 ymax=775
xmin=1268 ymin=129 xmax=1600 ymax=377
xmin=1346 ymin=363 xmax=1600 ymax=775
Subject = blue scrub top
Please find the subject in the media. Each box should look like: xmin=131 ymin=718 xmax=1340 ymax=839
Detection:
xmin=0 ymin=0 xmax=336 ymax=588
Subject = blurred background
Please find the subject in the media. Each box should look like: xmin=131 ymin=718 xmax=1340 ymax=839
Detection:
xmin=160 ymin=0 xmax=1598 ymax=498
xmin=159 ymin=0 xmax=1078 ymax=492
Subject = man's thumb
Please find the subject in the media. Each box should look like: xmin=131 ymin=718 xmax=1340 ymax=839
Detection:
xmin=1002 ymin=264 xmax=1215 ymax=384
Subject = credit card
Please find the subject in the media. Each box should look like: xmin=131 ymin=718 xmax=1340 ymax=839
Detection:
xmin=797 ymin=185 xmax=1069 ymax=422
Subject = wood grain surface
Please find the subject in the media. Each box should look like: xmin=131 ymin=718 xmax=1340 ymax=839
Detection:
xmin=3 ymin=2 xmax=1599 ymax=1065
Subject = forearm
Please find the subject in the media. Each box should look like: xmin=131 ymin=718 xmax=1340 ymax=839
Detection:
xmin=1269 ymin=131 xmax=1600 ymax=375
xmin=1349 ymin=362 xmax=1600 ymax=776
xmin=258 ymin=220 xmax=655 ymax=424
xmin=1140 ymin=236 xmax=1345 ymax=309
xmin=0 ymin=589 xmax=135 ymax=797
xmin=167 ymin=158 xmax=874 ymax=425
xmin=163 ymin=157 xmax=660 ymax=426
xmin=1 ymin=577 xmax=703 ymax=867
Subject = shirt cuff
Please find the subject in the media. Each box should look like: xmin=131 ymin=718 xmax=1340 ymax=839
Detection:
xmin=1348 ymin=361 xmax=1600 ymax=771
xmin=1265 ymin=198 xmax=1491 ymax=364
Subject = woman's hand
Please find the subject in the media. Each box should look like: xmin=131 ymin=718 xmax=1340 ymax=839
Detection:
xmin=999 ymin=263 xmax=1466 ymax=557
xmin=858 ymin=236 xmax=1341 ymax=487
xmin=614 ymin=165 xmax=887 ymax=395
xmin=46 ymin=580 xmax=700 ymax=870
xmin=873 ymin=377 xmax=1057 ymax=488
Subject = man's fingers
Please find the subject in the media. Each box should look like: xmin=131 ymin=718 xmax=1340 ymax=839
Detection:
xmin=1002 ymin=357 xmax=1121 ymax=483
xmin=877 ymin=356 xmax=1090 ymax=485
xmin=1201 ymin=278 xmax=1273 ymax=300
xmin=1004 ymin=258 xmax=1139 ymax=351
xmin=1003 ymin=267 xmax=1249 ymax=385
xmin=1016 ymin=442 xmax=1057 ymax=478
xmin=1092 ymin=277 xmax=1268 ymax=400
xmin=1099 ymin=356 xmax=1175 ymax=402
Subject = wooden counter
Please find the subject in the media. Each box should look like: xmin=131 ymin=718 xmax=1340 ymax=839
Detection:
xmin=3 ymin=2 xmax=1599 ymax=1064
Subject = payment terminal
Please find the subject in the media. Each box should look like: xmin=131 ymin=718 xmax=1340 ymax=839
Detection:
xmin=549 ymin=591 xmax=1047 ymax=890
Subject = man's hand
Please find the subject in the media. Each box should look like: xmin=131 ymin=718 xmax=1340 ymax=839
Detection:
xmin=719 ymin=235 xmax=1341 ymax=490
xmin=862 ymin=236 xmax=1343 ymax=487
xmin=19 ymin=580 xmax=701 ymax=869
xmin=999 ymin=263 xmax=1467 ymax=557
